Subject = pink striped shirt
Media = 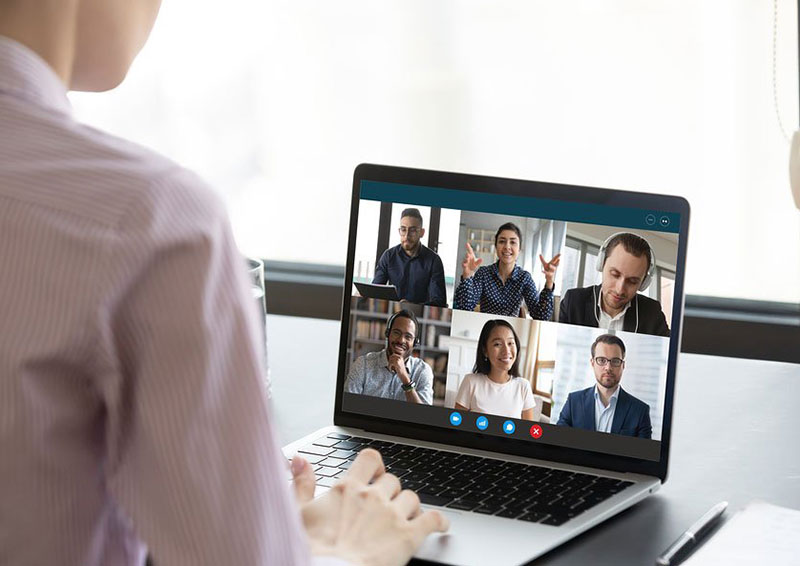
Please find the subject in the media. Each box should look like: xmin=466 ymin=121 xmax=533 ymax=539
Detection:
xmin=0 ymin=36 xmax=325 ymax=566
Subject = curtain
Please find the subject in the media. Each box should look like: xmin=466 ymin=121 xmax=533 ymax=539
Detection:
xmin=521 ymin=219 xmax=567 ymax=288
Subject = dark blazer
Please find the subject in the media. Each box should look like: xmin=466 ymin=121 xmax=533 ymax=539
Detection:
xmin=557 ymin=386 xmax=652 ymax=439
xmin=558 ymin=285 xmax=670 ymax=337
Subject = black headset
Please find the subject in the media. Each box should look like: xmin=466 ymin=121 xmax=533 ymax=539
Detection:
xmin=384 ymin=309 xmax=421 ymax=346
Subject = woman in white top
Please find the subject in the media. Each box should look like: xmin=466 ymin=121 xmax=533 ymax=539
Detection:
xmin=454 ymin=319 xmax=536 ymax=420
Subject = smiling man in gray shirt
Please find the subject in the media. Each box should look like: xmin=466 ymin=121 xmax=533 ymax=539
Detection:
xmin=345 ymin=310 xmax=434 ymax=405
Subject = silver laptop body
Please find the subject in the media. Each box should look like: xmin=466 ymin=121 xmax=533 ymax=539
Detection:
xmin=284 ymin=164 xmax=689 ymax=566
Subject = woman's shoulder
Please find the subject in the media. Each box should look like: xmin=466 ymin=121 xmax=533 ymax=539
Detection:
xmin=510 ymin=376 xmax=533 ymax=390
xmin=462 ymin=372 xmax=485 ymax=383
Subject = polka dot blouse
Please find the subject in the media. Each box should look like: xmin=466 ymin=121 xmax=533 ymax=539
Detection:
xmin=453 ymin=262 xmax=554 ymax=320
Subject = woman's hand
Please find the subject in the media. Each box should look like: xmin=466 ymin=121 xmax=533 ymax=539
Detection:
xmin=539 ymin=253 xmax=561 ymax=289
xmin=461 ymin=242 xmax=483 ymax=279
xmin=291 ymin=449 xmax=449 ymax=566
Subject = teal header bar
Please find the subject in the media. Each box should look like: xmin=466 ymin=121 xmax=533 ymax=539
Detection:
xmin=360 ymin=180 xmax=681 ymax=233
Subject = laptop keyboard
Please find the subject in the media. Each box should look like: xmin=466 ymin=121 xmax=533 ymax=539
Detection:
xmin=293 ymin=433 xmax=633 ymax=526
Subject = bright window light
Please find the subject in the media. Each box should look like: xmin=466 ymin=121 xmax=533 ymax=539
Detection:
xmin=69 ymin=0 xmax=800 ymax=303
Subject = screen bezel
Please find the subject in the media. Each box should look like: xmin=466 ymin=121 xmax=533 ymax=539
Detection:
xmin=334 ymin=163 xmax=690 ymax=482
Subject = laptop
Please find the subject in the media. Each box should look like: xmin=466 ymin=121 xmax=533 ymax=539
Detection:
xmin=354 ymin=281 xmax=401 ymax=302
xmin=283 ymin=163 xmax=689 ymax=566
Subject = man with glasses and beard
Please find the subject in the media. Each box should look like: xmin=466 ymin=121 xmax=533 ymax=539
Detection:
xmin=557 ymin=334 xmax=652 ymax=439
xmin=372 ymin=208 xmax=447 ymax=306
xmin=345 ymin=310 xmax=434 ymax=404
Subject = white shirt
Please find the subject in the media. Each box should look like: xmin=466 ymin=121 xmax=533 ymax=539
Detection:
xmin=0 ymin=35 xmax=343 ymax=566
xmin=593 ymin=385 xmax=621 ymax=433
xmin=597 ymin=288 xmax=632 ymax=332
xmin=455 ymin=373 xmax=536 ymax=419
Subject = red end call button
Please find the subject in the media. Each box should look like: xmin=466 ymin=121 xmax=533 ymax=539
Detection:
xmin=529 ymin=424 xmax=543 ymax=439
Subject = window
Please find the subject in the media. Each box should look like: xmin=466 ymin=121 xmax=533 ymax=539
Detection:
xmin=533 ymin=328 xmax=557 ymax=398
xmin=69 ymin=1 xmax=800 ymax=304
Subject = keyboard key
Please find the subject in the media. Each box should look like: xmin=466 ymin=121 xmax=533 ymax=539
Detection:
xmin=496 ymin=507 xmax=525 ymax=519
xmin=518 ymin=512 xmax=548 ymax=523
xmin=473 ymin=504 xmax=504 ymax=515
xmin=299 ymin=445 xmax=334 ymax=457
xmin=403 ymin=471 xmax=433 ymax=483
xmin=328 ymin=449 xmax=356 ymax=460
xmin=541 ymin=514 xmax=571 ymax=526
xmin=439 ymin=489 xmax=468 ymax=499
xmin=418 ymin=485 xmax=446 ymax=496
xmin=461 ymin=490 xmax=491 ymax=503
xmin=446 ymin=499 xmax=481 ymax=511
xmin=400 ymin=480 xmax=426 ymax=491
xmin=386 ymin=467 xmax=411 ymax=478
xmin=317 ymin=476 xmax=339 ymax=488
xmin=291 ymin=453 xmax=325 ymax=465
xmin=483 ymin=494 xmax=514 ymax=507
xmin=316 ymin=466 xmax=342 ymax=477
xmin=333 ymin=440 xmax=360 ymax=450
xmin=419 ymin=493 xmax=455 ymax=507
xmin=492 ymin=478 xmax=520 ymax=490
xmin=312 ymin=437 xmax=340 ymax=448
xmin=442 ymin=478 xmax=473 ymax=490
xmin=326 ymin=433 xmax=351 ymax=440
xmin=348 ymin=436 xmax=372 ymax=444
xmin=318 ymin=457 xmax=347 ymax=468
xmin=485 ymin=485 xmax=517 ymax=498
xmin=338 ymin=460 xmax=353 ymax=470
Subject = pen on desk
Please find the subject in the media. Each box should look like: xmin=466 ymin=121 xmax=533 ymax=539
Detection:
xmin=655 ymin=501 xmax=728 ymax=566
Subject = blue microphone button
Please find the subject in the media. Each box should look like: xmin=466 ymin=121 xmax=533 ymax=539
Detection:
xmin=476 ymin=416 xmax=489 ymax=430
xmin=449 ymin=412 xmax=462 ymax=426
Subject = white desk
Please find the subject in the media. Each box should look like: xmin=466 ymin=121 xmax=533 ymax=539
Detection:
xmin=267 ymin=314 xmax=800 ymax=566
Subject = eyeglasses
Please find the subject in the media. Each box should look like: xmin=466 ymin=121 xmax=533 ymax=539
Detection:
xmin=389 ymin=328 xmax=415 ymax=342
xmin=398 ymin=226 xmax=420 ymax=236
xmin=594 ymin=356 xmax=625 ymax=368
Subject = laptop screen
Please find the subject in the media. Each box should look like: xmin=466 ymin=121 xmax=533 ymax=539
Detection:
xmin=337 ymin=165 xmax=688 ymax=473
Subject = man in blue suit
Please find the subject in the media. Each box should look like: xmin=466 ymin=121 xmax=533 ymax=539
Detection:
xmin=557 ymin=334 xmax=652 ymax=439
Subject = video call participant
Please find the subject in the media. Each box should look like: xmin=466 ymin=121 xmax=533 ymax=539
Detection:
xmin=454 ymin=319 xmax=537 ymax=420
xmin=345 ymin=309 xmax=434 ymax=404
xmin=557 ymin=334 xmax=652 ymax=439
xmin=453 ymin=222 xmax=561 ymax=319
xmin=372 ymin=207 xmax=447 ymax=306
xmin=559 ymin=232 xmax=670 ymax=336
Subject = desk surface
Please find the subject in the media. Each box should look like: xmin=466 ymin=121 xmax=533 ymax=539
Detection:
xmin=267 ymin=314 xmax=800 ymax=566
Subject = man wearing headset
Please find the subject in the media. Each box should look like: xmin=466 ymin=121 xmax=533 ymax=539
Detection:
xmin=558 ymin=232 xmax=670 ymax=337
xmin=557 ymin=334 xmax=652 ymax=439
xmin=344 ymin=309 xmax=434 ymax=404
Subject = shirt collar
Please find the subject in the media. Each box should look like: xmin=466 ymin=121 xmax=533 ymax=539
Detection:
xmin=492 ymin=261 xmax=520 ymax=280
xmin=594 ymin=384 xmax=620 ymax=405
xmin=597 ymin=286 xmax=631 ymax=322
xmin=395 ymin=243 xmax=425 ymax=260
xmin=0 ymin=35 xmax=71 ymax=115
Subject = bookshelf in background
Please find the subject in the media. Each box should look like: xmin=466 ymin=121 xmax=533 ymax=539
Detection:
xmin=349 ymin=298 xmax=452 ymax=406
xmin=465 ymin=226 xmax=496 ymax=268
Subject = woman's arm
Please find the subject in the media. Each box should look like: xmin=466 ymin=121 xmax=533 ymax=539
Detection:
xmin=453 ymin=272 xmax=482 ymax=311
xmin=521 ymin=270 xmax=554 ymax=321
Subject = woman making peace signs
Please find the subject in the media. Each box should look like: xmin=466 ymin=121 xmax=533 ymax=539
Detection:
xmin=453 ymin=222 xmax=560 ymax=319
